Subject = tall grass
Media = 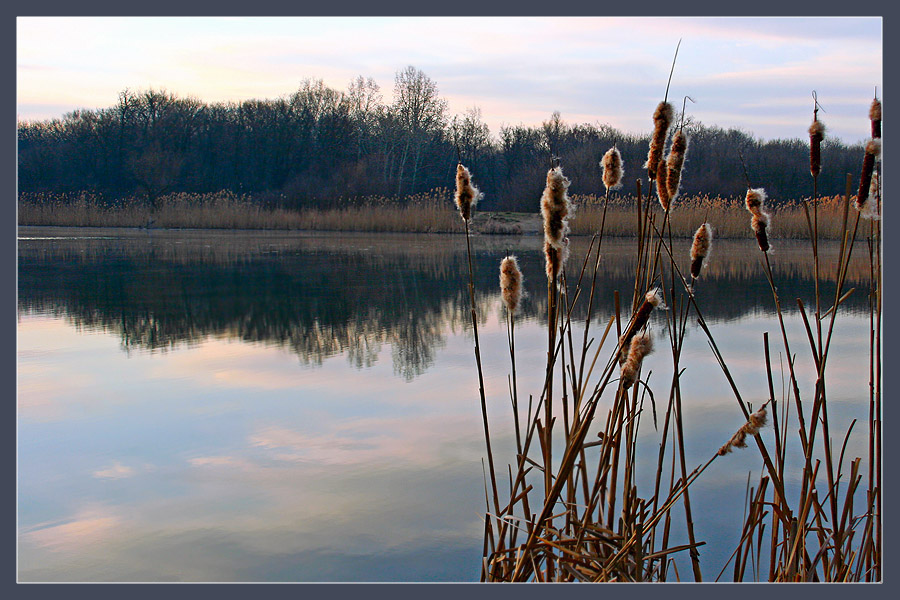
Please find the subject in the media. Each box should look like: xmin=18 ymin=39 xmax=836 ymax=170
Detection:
xmin=569 ymin=193 xmax=849 ymax=239
xmin=19 ymin=190 xmax=848 ymax=239
xmin=18 ymin=190 xmax=467 ymax=233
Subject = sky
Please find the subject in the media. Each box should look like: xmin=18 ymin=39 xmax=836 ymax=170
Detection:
xmin=16 ymin=16 xmax=883 ymax=144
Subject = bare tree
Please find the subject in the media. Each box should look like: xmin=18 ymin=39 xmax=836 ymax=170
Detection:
xmin=391 ymin=66 xmax=448 ymax=195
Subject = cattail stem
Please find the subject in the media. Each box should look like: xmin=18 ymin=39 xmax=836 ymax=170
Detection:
xmin=500 ymin=255 xmax=524 ymax=457
xmin=464 ymin=216 xmax=501 ymax=523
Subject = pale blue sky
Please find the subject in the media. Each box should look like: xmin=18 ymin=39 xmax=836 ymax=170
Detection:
xmin=17 ymin=16 xmax=882 ymax=143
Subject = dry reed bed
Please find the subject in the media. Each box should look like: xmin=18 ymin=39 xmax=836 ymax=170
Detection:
xmin=19 ymin=191 xmax=848 ymax=239
xmin=17 ymin=190 xmax=466 ymax=233
xmin=569 ymin=193 xmax=848 ymax=239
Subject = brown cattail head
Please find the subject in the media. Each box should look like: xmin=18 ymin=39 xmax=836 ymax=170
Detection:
xmin=645 ymin=101 xmax=674 ymax=180
xmin=856 ymin=139 xmax=882 ymax=210
xmin=544 ymin=238 xmax=570 ymax=282
xmin=541 ymin=166 xmax=572 ymax=248
xmin=618 ymin=288 xmax=666 ymax=363
xmin=751 ymin=212 xmax=770 ymax=253
xmin=454 ymin=163 xmax=482 ymax=221
xmin=621 ymin=332 xmax=654 ymax=390
xmin=601 ymin=146 xmax=624 ymax=191
xmin=717 ymin=405 xmax=768 ymax=456
xmin=809 ymin=119 xmax=825 ymax=178
xmin=656 ymin=160 xmax=670 ymax=210
xmin=870 ymin=98 xmax=882 ymax=139
xmin=500 ymin=255 xmax=524 ymax=314
xmin=666 ymin=130 xmax=688 ymax=201
xmin=745 ymin=187 xmax=771 ymax=252
xmin=690 ymin=222 xmax=713 ymax=278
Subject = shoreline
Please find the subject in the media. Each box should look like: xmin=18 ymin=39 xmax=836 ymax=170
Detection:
xmin=17 ymin=192 xmax=852 ymax=240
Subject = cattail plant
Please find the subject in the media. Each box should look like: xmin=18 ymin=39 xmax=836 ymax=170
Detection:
xmin=619 ymin=287 xmax=665 ymax=362
xmin=870 ymin=97 xmax=882 ymax=139
xmin=453 ymin=161 xmax=500 ymax=523
xmin=621 ymin=331 xmax=653 ymax=390
xmin=601 ymin=145 xmax=624 ymax=192
xmin=541 ymin=165 xmax=572 ymax=279
xmin=717 ymin=405 xmax=768 ymax=456
xmin=646 ymin=102 xmax=674 ymax=180
xmin=745 ymin=188 xmax=771 ymax=252
xmin=690 ymin=222 xmax=713 ymax=279
xmin=454 ymin=163 xmax=482 ymax=221
xmin=809 ymin=118 xmax=825 ymax=178
xmin=538 ymin=162 xmax=573 ymax=504
xmin=855 ymin=139 xmax=881 ymax=213
xmin=597 ymin=145 xmax=624 ymax=247
xmin=500 ymin=255 xmax=524 ymax=457
xmin=500 ymin=255 xmax=523 ymax=314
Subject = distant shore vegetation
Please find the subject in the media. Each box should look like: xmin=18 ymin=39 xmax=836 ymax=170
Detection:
xmin=18 ymin=67 xmax=864 ymax=219
xmin=18 ymin=189 xmax=850 ymax=239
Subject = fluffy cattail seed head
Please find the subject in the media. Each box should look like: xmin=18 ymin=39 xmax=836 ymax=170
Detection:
xmin=454 ymin=163 xmax=482 ymax=221
xmin=645 ymin=102 xmax=674 ymax=180
xmin=666 ymin=130 xmax=688 ymax=201
xmin=718 ymin=406 xmax=768 ymax=456
xmin=745 ymin=188 xmax=771 ymax=253
xmin=500 ymin=256 xmax=523 ymax=314
xmin=856 ymin=139 xmax=881 ymax=210
xmin=745 ymin=188 xmax=767 ymax=213
xmin=690 ymin=223 xmax=713 ymax=278
xmin=870 ymin=98 xmax=882 ymax=139
xmin=867 ymin=138 xmax=883 ymax=160
xmin=645 ymin=287 xmax=665 ymax=307
xmin=618 ymin=288 xmax=666 ymax=363
xmin=621 ymin=332 xmax=654 ymax=390
xmin=809 ymin=119 xmax=825 ymax=178
xmin=747 ymin=406 xmax=768 ymax=432
xmin=860 ymin=171 xmax=881 ymax=220
xmin=601 ymin=146 xmax=624 ymax=191
xmin=541 ymin=166 xmax=572 ymax=249
xmin=544 ymin=238 xmax=569 ymax=282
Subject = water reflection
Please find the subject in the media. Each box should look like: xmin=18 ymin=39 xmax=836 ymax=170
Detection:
xmin=18 ymin=228 xmax=870 ymax=381
xmin=17 ymin=227 xmax=874 ymax=581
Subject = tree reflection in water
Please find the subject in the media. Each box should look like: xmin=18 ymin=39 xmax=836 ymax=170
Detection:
xmin=18 ymin=228 xmax=869 ymax=380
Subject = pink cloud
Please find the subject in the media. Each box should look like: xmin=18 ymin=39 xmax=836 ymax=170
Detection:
xmin=92 ymin=461 xmax=135 ymax=479
xmin=22 ymin=510 xmax=123 ymax=553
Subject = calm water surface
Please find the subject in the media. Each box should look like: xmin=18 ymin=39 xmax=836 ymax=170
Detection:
xmin=17 ymin=227 xmax=873 ymax=581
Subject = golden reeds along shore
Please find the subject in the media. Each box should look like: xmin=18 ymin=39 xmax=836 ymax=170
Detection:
xmin=19 ymin=191 xmax=855 ymax=240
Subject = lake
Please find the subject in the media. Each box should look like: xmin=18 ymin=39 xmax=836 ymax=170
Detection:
xmin=17 ymin=226 xmax=874 ymax=582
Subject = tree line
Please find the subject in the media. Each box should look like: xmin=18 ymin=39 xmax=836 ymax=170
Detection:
xmin=17 ymin=65 xmax=865 ymax=211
